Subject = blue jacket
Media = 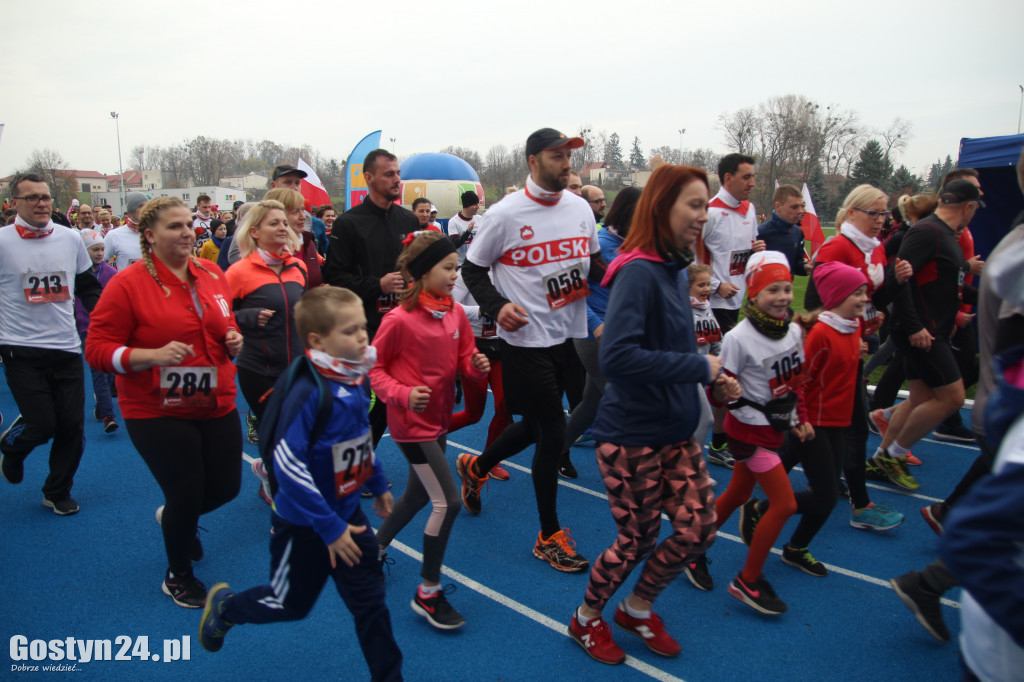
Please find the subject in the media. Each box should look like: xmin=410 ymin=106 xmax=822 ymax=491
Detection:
xmin=311 ymin=216 xmax=329 ymax=256
xmin=757 ymin=212 xmax=808 ymax=276
xmin=271 ymin=373 xmax=388 ymax=544
xmin=590 ymin=253 xmax=711 ymax=446
xmin=585 ymin=227 xmax=624 ymax=336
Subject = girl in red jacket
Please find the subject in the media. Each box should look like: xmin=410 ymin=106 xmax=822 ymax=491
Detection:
xmin=369 ymin=231 xmax=489 ymax=631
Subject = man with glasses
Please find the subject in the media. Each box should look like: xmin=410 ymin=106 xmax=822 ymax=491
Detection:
xmin=76 ymin=204 xmax=95 ymax=231
xmin=0 ymin=173 xmax=103 ymax=515
xmin=580 ymin=185 xmax=606 ymax=225
xmin=872 ymin=179 xmax=983 ymax=487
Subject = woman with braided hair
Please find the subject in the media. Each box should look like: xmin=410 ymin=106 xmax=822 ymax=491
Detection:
xmin=86 ymin=197 xmax=245 ymax=609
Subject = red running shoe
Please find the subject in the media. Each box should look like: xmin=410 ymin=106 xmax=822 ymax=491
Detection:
xmin=614 ymin=605 xmax=681 ymax=657
xmin=488 ymin=463 xmax=511 ymax=481
xmin=568 ymin=610 xmax=625 ymax=665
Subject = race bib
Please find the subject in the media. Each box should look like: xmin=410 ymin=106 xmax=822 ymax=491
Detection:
xmin=332 ymin=431 xmax=376 ymax=498
xmin=762 ymin=346 xmax=805 ymax=398
xmin=862 ymin=303 xmax=881 ymax=337
xmin=22 ymin=271 xmax=70 ymax=303
xmin=376 ymin=294 xmax=399 ymax=315
xmin=694 ymin=316 xmax=722 ymax=346
xmin=543 ymin=263 xmax=590 ymax=310
xmin=159 ymin=366 xmax=217 ymax=409
xmin=729 ymin=249 xmax=753 ymax=276
xmin=480 ymin=313 xmax=497 ymax=338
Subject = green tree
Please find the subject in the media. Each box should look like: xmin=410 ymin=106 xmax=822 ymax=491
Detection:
xmin=807 ymin=163 xmax=829 ymax=222
xmin=604 ymin=133 xmax=625 ymax=168
xmin=848 ymin=140 xmax=893 ymax=190
xmin=629 ymin=137 xmax=645 ymax=170
xmin=889 ymin=165 xmax=921 ymax=194
xmin=926 ymin=155 xmax=956 ymax=190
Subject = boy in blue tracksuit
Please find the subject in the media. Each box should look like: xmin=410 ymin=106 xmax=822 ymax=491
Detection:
xmin=198 ymin=287 xmax=402 ymax=682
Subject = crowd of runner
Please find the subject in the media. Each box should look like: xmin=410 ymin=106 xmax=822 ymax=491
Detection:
xmin=2 ymin=130 xmax=1022 ymax=682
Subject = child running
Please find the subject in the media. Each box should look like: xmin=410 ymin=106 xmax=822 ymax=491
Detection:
xmin=742 ymin=261 xmax=904 ymax=580
xmin=708 ymin=251 xmax=814 ymax=615
xmin=370 ymin=231 xmax=490 ymax=630
xmin=686 ymin=263 xmax=722 ymax=489
xmin=198 ymin=287 xmax=402 ymax=681
xmin=75 ymin=229 xmax=120 ymax=433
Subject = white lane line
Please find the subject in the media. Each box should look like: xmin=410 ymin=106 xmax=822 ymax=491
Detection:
xmin=447 ymin=440 xmax=960 ymax=610
xmin=789 ymin=465 xmax=944 ymax=503
xmin=383 ymin=536 xmax=687 ymax=682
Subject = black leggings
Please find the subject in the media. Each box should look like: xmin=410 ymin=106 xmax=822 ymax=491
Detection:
xmin=125 ymin=411 xmax=242 ymax=573
xmin=237 ymin=367 xmax=279 ymax=423
xmin=780 ymin=426 xmax=845 ymax=548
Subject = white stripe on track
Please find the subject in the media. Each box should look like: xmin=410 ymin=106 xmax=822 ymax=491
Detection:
xmin=447 ymin=440 xmax=960 ymax=610
xmin=382 ymin=535 xmax=687 ymax=682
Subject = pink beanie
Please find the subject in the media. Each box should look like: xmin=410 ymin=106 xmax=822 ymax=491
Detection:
xmin=80 ymin=228 xmax=104 ymax=250
xmin=814 ymin=261 xmax=869 ymax=309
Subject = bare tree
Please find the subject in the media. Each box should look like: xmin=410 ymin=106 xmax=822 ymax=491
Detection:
xmin=879 ymin=116 xmax=912 ymax=162
xmin=717 ymin=107 xmax=759 ymax=155
xmin=23 ymin=148 xmax=80 ymax=210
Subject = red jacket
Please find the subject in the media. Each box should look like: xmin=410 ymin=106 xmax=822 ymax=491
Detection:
xmin=369 ymin=301 xmax=485 ymax=442
xmin=85 ymin=257 xmax=239 ymax=420
xmin=800 ymin=319 xmax=862 ymax=427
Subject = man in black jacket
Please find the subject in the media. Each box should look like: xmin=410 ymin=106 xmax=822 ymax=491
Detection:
xmin=323 ymin=149 xmax=418 ymax=446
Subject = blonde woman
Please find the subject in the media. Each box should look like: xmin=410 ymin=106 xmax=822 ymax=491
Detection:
xmin=85 ymin=197 xmax=244 ymax=609
xmin=265 ymin=187 xmax=323 ymax=287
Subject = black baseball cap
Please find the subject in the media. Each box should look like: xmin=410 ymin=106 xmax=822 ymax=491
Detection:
xmin=525 ymin=128 xmax=585 ymax=158
xmin=940 ymin=179 xmax=985 ymax=207
xmin=272 ymin=164 xmax=308 ymax=181
xmin=232 ymin=200 xmax=244 ymax=211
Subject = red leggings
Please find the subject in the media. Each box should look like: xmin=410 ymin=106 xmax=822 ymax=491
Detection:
xmin=449 ymin=360 xmax=510 ymax=449
xmin=714 ymin=442 xmax=796 ymax=584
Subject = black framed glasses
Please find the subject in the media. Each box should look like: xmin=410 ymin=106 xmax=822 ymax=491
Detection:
xmin=13 ymin=194 xmax=54 ymax=205
xmin=587 ymin=198 xmax=607 ymax=205
xmin=855 ymin=208 xmax=891 ymax=220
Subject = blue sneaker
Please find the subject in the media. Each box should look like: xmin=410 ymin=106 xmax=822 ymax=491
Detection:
xmin=198 ymin=583 xmax=235 ymax=652
xmin=850 ymin=502 xmax=904 ymax=531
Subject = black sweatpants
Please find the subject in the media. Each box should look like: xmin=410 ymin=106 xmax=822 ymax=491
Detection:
xmin=0 ymin=345 xmax=86 ymax=501
xmin=780 ymin=426 xmax=845 ymax=548
xmin=125 ymin=411 xmax=242 ymax=573
xmin=237 ymin=367 xmax=279 ymax=423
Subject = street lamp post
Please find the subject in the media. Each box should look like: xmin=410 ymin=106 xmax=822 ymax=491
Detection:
xmin=1018 ymin=85 xmax=1023 ymax=135
xmin=389 ymin=137 xmax=397 ymax=156
xmin=678 ymin=128 xmax=686 ymax=162
xmin=110 ymin=112 xmax=125 ymax=214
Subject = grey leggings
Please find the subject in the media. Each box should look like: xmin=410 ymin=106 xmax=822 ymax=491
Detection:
xmin=564 ymin=338 xmax=607 ymax=448
xmin=375 ymin=436 xmax=460 ymax=583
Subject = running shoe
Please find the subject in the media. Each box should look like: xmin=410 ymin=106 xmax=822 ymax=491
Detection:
xmin=251 ymin=459 xmax=272 ymax=506
xmin=456 ymin=454 xmax=488 ymax=515
xmin=683 ymin=555 xmax=713 ymax=591
xmin=864 ymin=458 xmax=888 ymax=482
xmin=781 ymin=544 xmax=828 ymax=577
xmin=246 ymin=413 xmax=259 ymax=445
xmin=411 ymin=585 xmax=465 ymax=630
xmin=42 ymin=496 xmax=80 ymax=516
xmin=568 ymin=610 xmax=626 ymax=665
xmin=868 ymin=409 xmax=890 ymax=438
xmin=738 ymin=498 xmax=763 ymax=546
xmin=905 ymin=451 xmax=922 ymax=466
xmin=558 ymin=451 xmax=578 ymax=479
xmin=728 ymin=574 xmax=787 ymax=615
xmin=533 ymin=529 xmax=589 ymax=573
xmin=933 ymin=422 xmax=975 ymax=443
xmin=614 ymin=605 xmax=681 ymax=657
xmin=102 ymin=416 xmax=119 ymax=433
xmin=0 ymin=415 xmax=26 ymax=484
xmin=871 ymin=451 xmax=919 ymax=490
xmin=890 ymin=571 xmax=949 ymax=642
xmin=850 ymin=502 xmax=904 ymax=531
xmin=488 ymin=463 xmax=511 ymax=481
xmin=921 ymin=503 xmax=946 ymax=536
xmin=707 ymin=443 xmax=735 ymax=469
xmin=162 ymin=569 xmax=207 ymax=608
xmin=198 ymin=583 xmax=235 ymax=652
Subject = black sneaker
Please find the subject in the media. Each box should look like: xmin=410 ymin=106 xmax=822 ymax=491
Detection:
xmin=728 ymin=574 xmax=787 ymax=615
xmin=410 ymin=585 xmax=465 ymax=630
xmin=533 ymin=529 xmax=589 ymax=573
xmin=42 ymin=496 xmax=80 ymax=516
xmin=198 ymin=583 xmax=235 ymax=652
xmin=683 ymin=555 xmax=713 ymax=591
xmin=246 ymin=414 xmax=259 ymax=446
xmin=738 ymin=498 xmax=763 ymax=546
xmin=864 ymin=458 xmax=889 ymax=482
xmin=102 ymin=416 xmax=119 ymax=433
xmin=933 ymin=422 xmax=975 ymax=443
xmin=890 ymin=571 xmax=949 ymax=642
xmin=0 ymin=415 xmax=26 ymax=484
xmin=558 ymin=451 xmax=578 ymax=479
xmin=781 ymin=544 xmax=828 ymax=577
xmin=163 ymin=569 xmax=207 ymax=608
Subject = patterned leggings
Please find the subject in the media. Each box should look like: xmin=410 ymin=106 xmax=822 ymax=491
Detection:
xmin=584 ymin=441 xmax=717 ymax=610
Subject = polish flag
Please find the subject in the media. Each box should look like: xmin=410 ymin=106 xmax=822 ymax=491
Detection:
xmin=800 ymin=183 xmax=825 ymax=258
xmin=296 ymin=157 xmax=332 ymax=211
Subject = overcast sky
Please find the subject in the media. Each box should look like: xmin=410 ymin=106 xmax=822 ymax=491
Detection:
xmin=3 ymin=0 xmax=1021 ymax=182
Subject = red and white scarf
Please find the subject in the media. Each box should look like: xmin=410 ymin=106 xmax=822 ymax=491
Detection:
xmin=125 ymin=216 xmax=140 ymax=232
xmin=419 ymin=290 xmax=454 ymax=319
xmin=524 ymin=175 xmax=562 ymax=206
xmin=14 ymin=214 xmax=54 ymax=239
xmin=306 ymin=346 xmax=377 ymax=386
xmin=690 ymin=295 xmax=710 ymax=311
xmin=257 ymin=248 xmax=291 ymax=267
xmin=818 ymin=310 xmax=860 ymax=335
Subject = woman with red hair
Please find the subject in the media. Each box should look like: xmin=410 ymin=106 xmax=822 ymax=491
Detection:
xmin=567 ymin=165 xmax=738 ymax=665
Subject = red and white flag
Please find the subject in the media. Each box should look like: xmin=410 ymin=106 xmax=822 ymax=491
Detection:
xmin=800 ymin=183 xmax=825 ymax=258
xmin=296 ymin=157 xmax=332 ymax=212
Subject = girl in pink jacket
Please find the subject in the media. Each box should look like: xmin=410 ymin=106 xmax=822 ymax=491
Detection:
xmin=369 ymin=231 xmax=489 ymax=631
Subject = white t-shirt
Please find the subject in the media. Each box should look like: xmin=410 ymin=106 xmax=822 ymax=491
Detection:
xmin=702 ymin=188 xmax=758 ymax=311
xmin=0 ymin=224 xmax=94 ymax=352
xmin=447 ymin=212 xmax=476 ymax=266
xmin=720 ymin=318 xmax=804 ymax=427
xmin=466 ymin=186 xmax=599 ymax=349
xmin=104 ymin=225 xmax=143 ymax=270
